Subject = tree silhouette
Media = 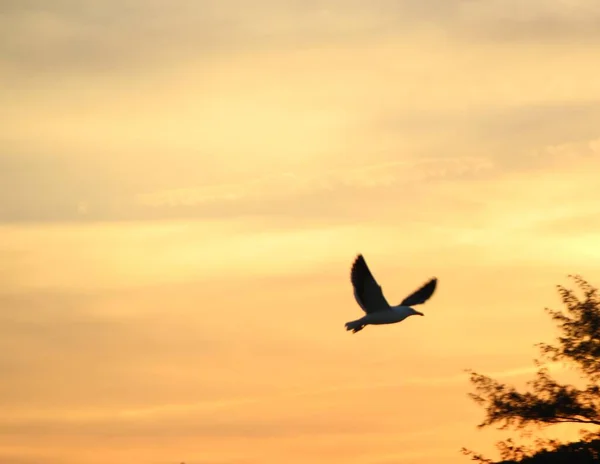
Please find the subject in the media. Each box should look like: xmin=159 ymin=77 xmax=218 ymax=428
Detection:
xmin=462 ymin=275 xmax=600 ymax=463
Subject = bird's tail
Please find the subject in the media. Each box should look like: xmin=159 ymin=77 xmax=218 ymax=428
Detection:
xmin=345 ymin=319 xmax=365 ymax=333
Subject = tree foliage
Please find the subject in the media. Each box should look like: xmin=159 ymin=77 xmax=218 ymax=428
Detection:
xmin=463 ymin=275 xmax=600 ymax=463
xmin=462 ymin=435 xmax=600 ymax=463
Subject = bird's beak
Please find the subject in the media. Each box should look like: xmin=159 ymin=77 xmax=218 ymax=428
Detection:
xmin=415 ymin=311 xmax=424 ymax=316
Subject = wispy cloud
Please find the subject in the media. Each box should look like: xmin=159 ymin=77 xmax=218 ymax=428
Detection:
xmin=4 ymin=0 xmax=600 ymax=77
xmin=455 ymin=0 xmax=600 ymax=41
xmin=135 ymin=156 xmax=494 ymax=208
xmin=0 ymin=361 xmax=563 ymax=428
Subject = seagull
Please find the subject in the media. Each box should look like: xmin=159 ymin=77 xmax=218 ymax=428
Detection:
xmin=345 ymin=254 xmax=437 ymax=333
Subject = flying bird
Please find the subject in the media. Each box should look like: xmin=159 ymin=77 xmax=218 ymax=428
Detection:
xmin=345 ymin=254 xmax=437 ymax=333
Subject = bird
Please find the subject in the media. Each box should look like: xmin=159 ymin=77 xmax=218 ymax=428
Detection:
xmin=345 ymin=254 xmax=437 ymax=333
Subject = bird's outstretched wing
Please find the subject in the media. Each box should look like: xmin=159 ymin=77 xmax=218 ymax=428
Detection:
xmin=399 ymin=278 xmax=437 ymax=307
xmin=350 ymin=254 xmax=390 ymax=313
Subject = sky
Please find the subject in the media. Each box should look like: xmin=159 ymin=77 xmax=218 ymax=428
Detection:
xmin=2 ymin=0 xmax=600 ymax=463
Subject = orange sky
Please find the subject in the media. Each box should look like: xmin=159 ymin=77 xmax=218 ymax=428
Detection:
xmin=2 ymin=1 xmax=600 ymax=463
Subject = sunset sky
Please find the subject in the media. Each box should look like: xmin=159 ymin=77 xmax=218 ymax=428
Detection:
xmin=2 ymin=1 xmax=600 ymax=463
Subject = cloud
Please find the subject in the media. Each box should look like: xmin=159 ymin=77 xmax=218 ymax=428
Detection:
xmin=0 ymin=454 xmax=58 ymax=464
xmin=0 ymin=373 xmax=470 ymax=439
xmin=3 ymin=0 xmax=600 ymax=78
xmin=0 ymin=1 xmax=413 ymax=74
xmin=134 ymin=156 xmax=494 ymax=208
xmin=3 ymin=0 xmax=600 ymax=231
xmin=466 ymin=103 xmax=600 ymax=158
xmin=536 ymin=211 xmax=600 ymax=236
xmin=0 ymin=150 xmax=495 ymax=224
xmin=0 ymin=289 xmax=244 ymax=415
xmin=0 ymin=358 xmax=565 ymax=443
xmin=455 ymin=0 xmax=600 ymax=42
xmin=2 ymin=139 xmax=599 ymax=293
xmin=0 ymin=0 xmax=600 ymax=72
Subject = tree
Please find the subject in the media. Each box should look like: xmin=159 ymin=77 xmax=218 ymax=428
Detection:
xmin=462 ymin=275 xmax=600 ymax=463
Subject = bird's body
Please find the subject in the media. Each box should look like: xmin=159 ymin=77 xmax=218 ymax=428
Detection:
xmin=345 ymin=254 xmax=437 ymax=333
xmin=346 ymin=306 xmax=415 ymax=329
